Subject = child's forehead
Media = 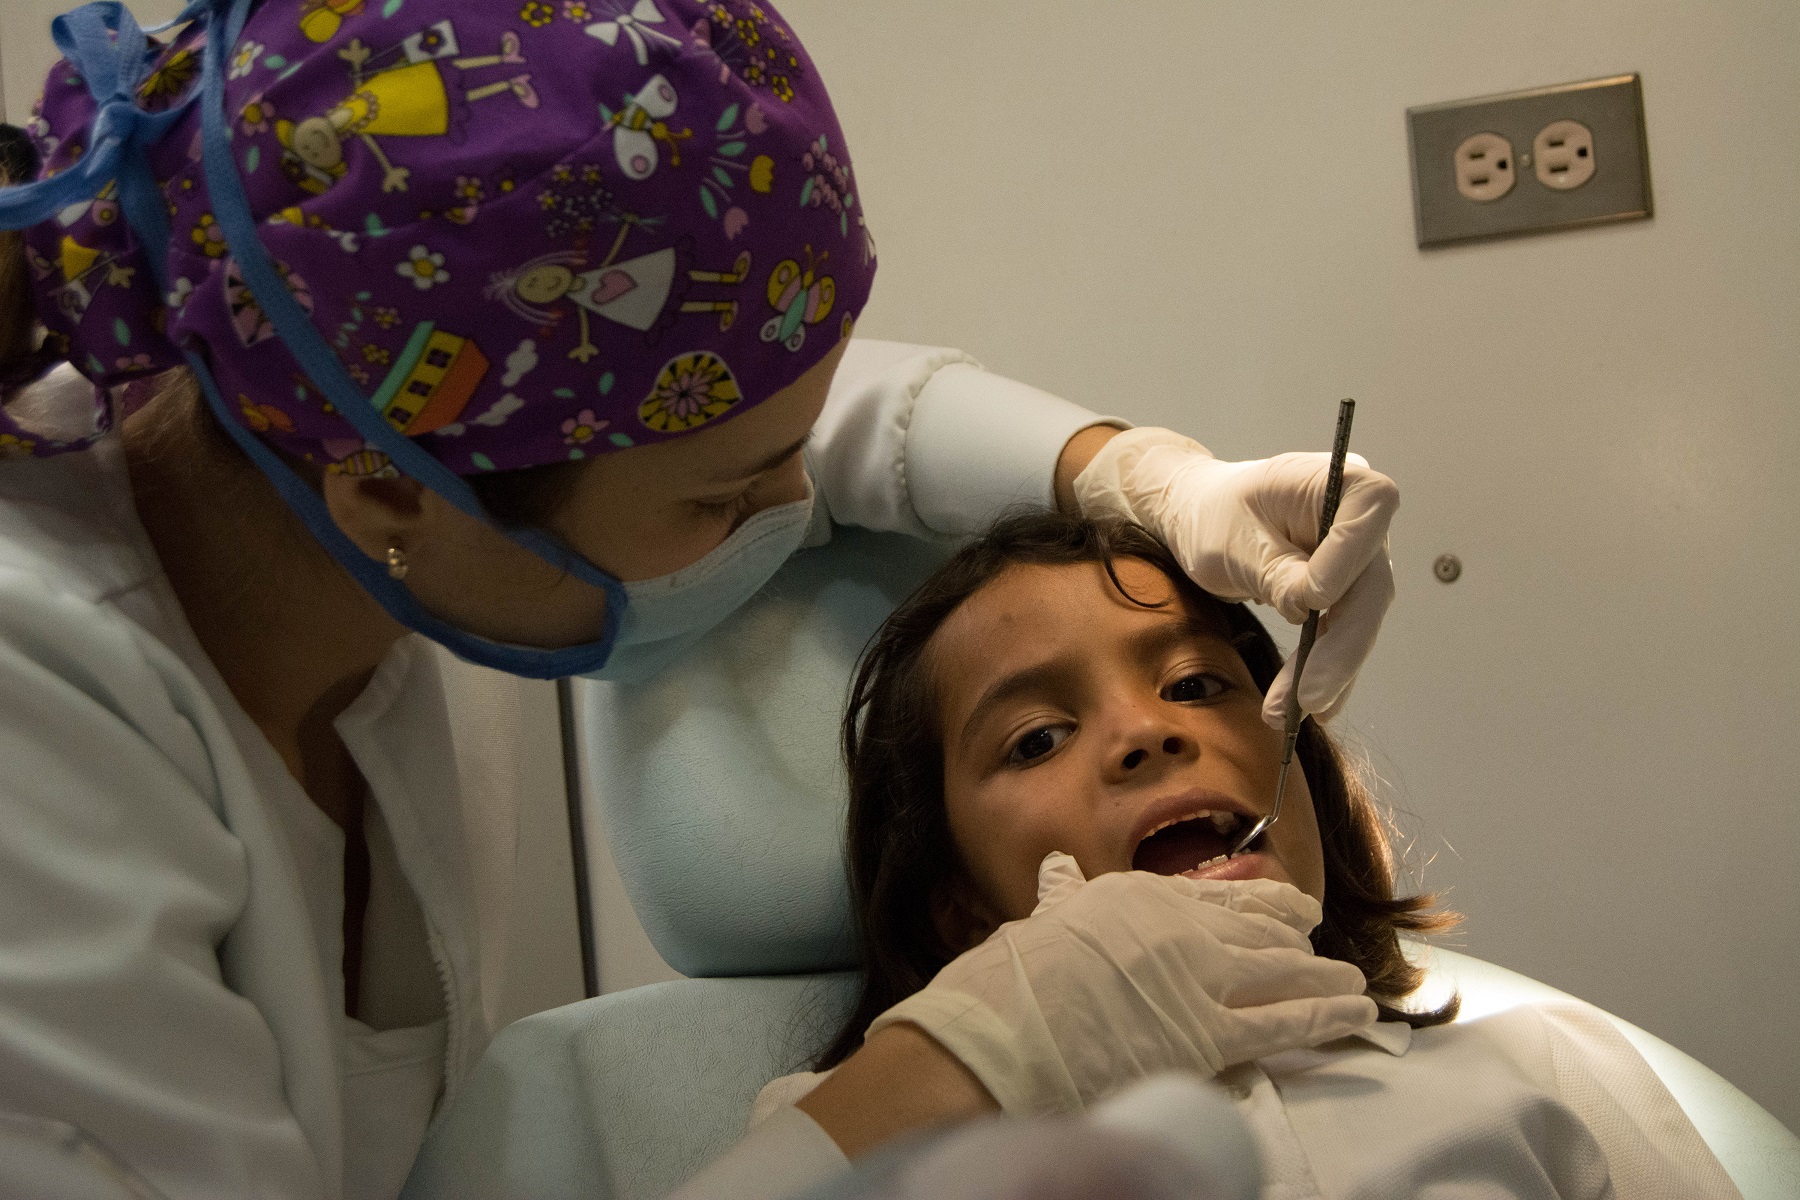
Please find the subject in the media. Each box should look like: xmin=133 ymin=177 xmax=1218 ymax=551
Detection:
xmin=977 ymin=557 xmax=1232 ymax=633
xmin=927 ymin=558 xmax=1240 ymax=683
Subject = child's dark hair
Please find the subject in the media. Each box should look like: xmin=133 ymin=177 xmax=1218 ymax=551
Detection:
xmin=817 ymin=509 xmax=1458 ymax=1069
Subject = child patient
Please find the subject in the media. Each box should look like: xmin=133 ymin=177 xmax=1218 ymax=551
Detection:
xmin=757 ymin=511 xmax=1739 ymax=1198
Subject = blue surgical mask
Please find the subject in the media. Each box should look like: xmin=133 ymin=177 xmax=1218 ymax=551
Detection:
xmin=582 ymin=480 xmax=816 ymax=684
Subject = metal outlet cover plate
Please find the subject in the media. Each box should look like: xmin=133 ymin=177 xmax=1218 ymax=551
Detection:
xmin=1408 ymin=74 xmax=1652 ymax=248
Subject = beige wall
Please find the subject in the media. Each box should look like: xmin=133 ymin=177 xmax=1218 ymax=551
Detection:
xmin=777 ymin=0 xmax=1799 ymax=1128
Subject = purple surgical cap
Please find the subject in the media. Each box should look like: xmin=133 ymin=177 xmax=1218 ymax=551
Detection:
xmin=9 ymin=0 xmax=875 ymax=477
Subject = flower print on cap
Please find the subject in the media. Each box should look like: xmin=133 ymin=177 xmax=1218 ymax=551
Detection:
xmin=228 ymin=39 xmax=264 ymax=82
xmin=562 ymin=408 xmax=609 ymax=445
xmin=190 ymin=213 xmax=227 ymax=258
xmin=399 ymin=244 xmax=450 ymax=290
xmin=639 ymin=351 xmax=740 ymax=432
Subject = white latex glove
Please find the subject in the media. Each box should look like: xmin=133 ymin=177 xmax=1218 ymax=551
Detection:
xmin=866 ymin=853 xmax=1377 ymax=1115
xmin=1073 ymin=427 xmax=1399 ymax=725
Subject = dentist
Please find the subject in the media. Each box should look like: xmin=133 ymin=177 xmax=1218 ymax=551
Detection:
xmin=0 ymin=1 xmax=1396 ymax=1196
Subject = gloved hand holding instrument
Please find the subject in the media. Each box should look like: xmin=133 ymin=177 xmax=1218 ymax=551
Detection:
xmin=867 ymin=853 xmax=1377 ymax=1115
xmin=1073 ymin=401 xmax=1394 ymax=728
xmin=1228 ymin=399 xmax=1356 ymax=858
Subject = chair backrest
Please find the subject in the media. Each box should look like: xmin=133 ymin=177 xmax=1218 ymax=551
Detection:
xmin=573 ymin=527 xmax=953 ymax=978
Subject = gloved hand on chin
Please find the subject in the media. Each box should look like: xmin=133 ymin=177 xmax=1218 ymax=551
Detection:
xmin=866 ymin=853 xmax=1377 ymax=1115
xmin=1073 ymin=427 xmax=1400 ymax=726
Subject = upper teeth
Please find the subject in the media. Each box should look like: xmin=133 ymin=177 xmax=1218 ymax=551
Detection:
xmin=1145 ymin=809 xmax=1243 ymax=839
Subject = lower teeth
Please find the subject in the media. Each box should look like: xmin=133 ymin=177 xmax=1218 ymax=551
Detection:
xmin=1191 ymin=854 xmax=1228 ymax=871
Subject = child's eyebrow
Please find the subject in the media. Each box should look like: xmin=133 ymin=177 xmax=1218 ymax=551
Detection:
xmin=1126 ymin=614 xmax=1229 ymax=668
xmin=954 ymin=612 xmax=1225 ymax=752
xmin=956 ymin=659 xmax=1069 ymax=754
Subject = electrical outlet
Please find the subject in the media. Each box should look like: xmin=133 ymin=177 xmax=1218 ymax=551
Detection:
xmin=1534 ymin=119 xmax=1595 ymax=189
xmin=1407 ymin=74 xmax=1651 ymax=248
xmin=1454 ymin=133 xmax=1516 ymax=201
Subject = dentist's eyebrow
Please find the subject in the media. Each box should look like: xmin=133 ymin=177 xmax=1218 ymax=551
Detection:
xmin=706 ymin=432 xmax=812 ymax=484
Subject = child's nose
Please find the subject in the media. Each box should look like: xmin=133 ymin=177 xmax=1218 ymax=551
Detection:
xmin=1120 ymin=735 xmax=1188 ymax=772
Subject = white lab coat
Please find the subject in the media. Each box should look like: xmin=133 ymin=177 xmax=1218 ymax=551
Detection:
xmin=0 ymin=343 xmax=1112 ymax=1200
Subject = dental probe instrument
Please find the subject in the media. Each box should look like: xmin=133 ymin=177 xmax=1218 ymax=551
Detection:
xmin=1228 ymin=398 xmax=1356 ymax=858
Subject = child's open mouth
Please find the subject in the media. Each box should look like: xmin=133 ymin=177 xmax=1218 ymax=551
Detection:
xmin=1131 ymin=809 xmax=1261 ymax=875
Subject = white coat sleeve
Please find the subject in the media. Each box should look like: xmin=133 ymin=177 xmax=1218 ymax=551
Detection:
xmin=806 ymin=339 xmax=1126 ymax=538
xmin=0 ymin=576 xmax=328 ymax=1199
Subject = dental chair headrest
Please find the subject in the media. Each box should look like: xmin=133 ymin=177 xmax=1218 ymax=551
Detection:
xmin=576 ymin=528 xmax=953 ymax=977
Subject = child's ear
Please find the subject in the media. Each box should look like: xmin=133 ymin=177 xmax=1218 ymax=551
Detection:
xmin=929 ymin=873 xmax=1001 ymax=955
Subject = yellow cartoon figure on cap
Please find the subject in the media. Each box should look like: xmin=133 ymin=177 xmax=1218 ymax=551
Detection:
xmin=488 ymin=214 xmax=751 ymax=364
xmin=277 ymin=21 xmax=537 ymax=195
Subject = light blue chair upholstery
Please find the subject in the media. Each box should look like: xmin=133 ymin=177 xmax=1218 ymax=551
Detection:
xmin=406 ymin=528 xmax=1798 ymax=1200
xmin=575 ymin=528 xmax=952 ymax=979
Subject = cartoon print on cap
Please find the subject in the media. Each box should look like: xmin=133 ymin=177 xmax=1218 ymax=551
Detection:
xmin=277 ymin=21 xmax=537 ymax=195
xmin=638 ymin=350 xmax=739 ymax=432
xmin=562 ymin=407 xmax=610 ymax=446
xmin=799 ymin=134 xmax=858 ymax=239
xmin=326 ymin=444 xmax=401 ymax=477
xmin=696 ymin=100 xmax=774 ymax=237
xmin=239 ymin=393 xmax=299 ymax=434
xmin=371 ymin=324 xmax=490 ymax=435
xmin=299 ymin=0 xmax=366 ymax=45
xmin=536 ymin=161 xmax=625 ymax=240
xmin=265 ymin=205 xmax=361 ymax=254
xmin=691 ymin=2 xmax=804 ymax=103
xmin=41 ymin=235 xmax=134 ymax=325
xmin=53 ymin=181 xmax=119 ymax=234
xmin=760 ymin=246 xmax=831 ymax=352
xmin=14 ymin=0 xmax=877 ymax=471
xmin=225 ymin=257 xmax=315 ymax=346
xmin=487 ymin=213 xmax=750 ymax=362
xmin=602 ymin=74 xmax=691 ymax=182
xmin=135 ymin=45 xmax=199 ymax=108
xmin=584 ymin=1 xmax=684 ymax=65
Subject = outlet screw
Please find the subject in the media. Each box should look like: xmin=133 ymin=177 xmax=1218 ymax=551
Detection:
xmin=1433 ymin=554 xmax=1463 ymax=584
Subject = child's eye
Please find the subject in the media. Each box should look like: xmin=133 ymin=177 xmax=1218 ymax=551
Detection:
xmin=1163 ymin=673 xmax=1229 ymax=703
xmin=1009 ymin=724 xmax=1070 ymax=765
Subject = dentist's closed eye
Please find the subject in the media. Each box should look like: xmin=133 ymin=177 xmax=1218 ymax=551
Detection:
xmin=1163 ymin=672 xmax=1230 ymax=703
xmin=691 ymin=488 xmax=756 ymax=522
xmin=1009 ymin=724 xmax=1071 ymax=765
